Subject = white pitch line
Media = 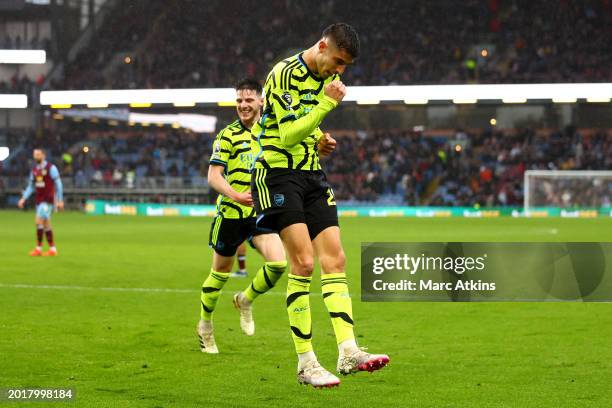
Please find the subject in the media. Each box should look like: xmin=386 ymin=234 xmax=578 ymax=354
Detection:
xmin=0 ymin=283 xmax=292 ymax=296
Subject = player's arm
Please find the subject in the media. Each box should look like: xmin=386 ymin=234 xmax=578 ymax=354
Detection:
xmin=208 ymin=130 xmax=252 ymax=207
xmin=207 ymin=165 xmax=253 ymax=207
xmin=50 ymin=165 xmax=64 ymax=210
xmin=272 ymin=80 xmax=345 ymax=147
xmin=18 ymin=172 xmax=35 ymax=208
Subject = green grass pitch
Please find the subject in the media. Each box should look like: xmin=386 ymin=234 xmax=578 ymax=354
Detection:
xmin=1 ymin=210 xmax=611 ymax=407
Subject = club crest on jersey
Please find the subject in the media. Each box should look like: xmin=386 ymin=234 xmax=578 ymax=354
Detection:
xmin=281 ymin=92 xmax=292 ymax=108
xmin=274 ymin=194 xmax=285 ymax=207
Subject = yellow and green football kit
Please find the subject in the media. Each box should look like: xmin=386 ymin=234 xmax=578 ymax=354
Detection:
xmin=251 ymin=52 xmax=339 ymax=239
xmin=201 ymin=119 xmax=287 ymax=322
xmin=250 ymin=52 xmax=355 ymax=354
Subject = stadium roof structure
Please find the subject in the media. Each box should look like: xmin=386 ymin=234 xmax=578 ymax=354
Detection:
xmin=39 ymin=83 xmax=612 ymax=108
xmin=0 ymin=50 xmax=46 ymax=64
xmin=0 ymin=94 xmax=28 ymax=108
xmin=53 ymin=108 xmax=218 ymax=133
xmin=0 ymin=50 xmax=47 ymax=108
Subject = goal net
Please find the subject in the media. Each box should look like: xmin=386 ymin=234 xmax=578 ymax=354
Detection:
xmin=524 ymin=170 xmax=612 ymax=212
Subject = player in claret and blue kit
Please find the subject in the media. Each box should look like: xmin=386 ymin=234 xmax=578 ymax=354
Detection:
xmin=18 ymin=148 xmax=64 ymax=256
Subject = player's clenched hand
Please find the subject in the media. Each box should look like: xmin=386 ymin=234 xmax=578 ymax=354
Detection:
xmin=56 ymin=201 xmax=64 ymax=211
xmin=318 ymin=133 xmax=337 ymax=157
xmin=324 ymin=80 xmax=346 ymax=103
xmin=232 ymin=191 xmax=253 ymax=207
xmin=17 ymin=198 xmax=25 ymax=209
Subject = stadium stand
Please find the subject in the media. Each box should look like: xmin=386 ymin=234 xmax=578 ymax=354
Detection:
xmin=3 ymin=127 xmax=610 ymax=206
xmin=47 ymin=0 xmax=612 ymax=90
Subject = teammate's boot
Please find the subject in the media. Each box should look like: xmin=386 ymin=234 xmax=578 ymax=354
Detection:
xmin=232 ymin=292 xmax=254 ymax=336
xmin=230 ymin=270 xmax=248 ymax=278
xmin=43 ymin=247 xmax=57 ymax=257
xmin=337 ymin=347 xmax=390 ymax=375
xmin=297 ymin=360 xmax=340 ymax=388
xmin=29 ymin=247 xmax=43 ymax=256
xmin=197 ymin=319 xmax=219 ymax=354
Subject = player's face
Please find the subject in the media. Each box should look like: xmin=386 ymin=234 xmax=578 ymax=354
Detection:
xmin=235 ymin=89 xmax=263 ymax=124
xmin=316 ymin=39 xmax=354 ymax=79
xmin=33 ymin=149 xmax=45 ymax=164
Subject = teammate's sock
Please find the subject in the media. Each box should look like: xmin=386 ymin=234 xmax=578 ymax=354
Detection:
xmin=36 ymin=225 xmax=43 ymax=247
xmin=238 ymin=255 xmax=247 ymax=273
xmin=244 ymin=260 xmax=287 ymax=302
xmin=200 ymin=269 xmax=230 ymax=321
xmin=287 ymin=274 xmax=313 ymax=354
xmin=321 ymin=273 xmax=356 ymax=348
xmin=44 ymin=228 xmax=54 ymax=247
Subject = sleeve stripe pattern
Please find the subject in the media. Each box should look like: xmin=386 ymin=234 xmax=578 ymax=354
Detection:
xmin=281 ymin=60 xmax=301 ymax=91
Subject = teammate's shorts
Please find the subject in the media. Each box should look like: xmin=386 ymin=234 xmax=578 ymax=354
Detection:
xmin=208 ymin=215 xmax=266 ymax=257
xmin=251 ymin=168 xmax=338 ymax=240
xmin=36 ymin=202 xmax=53 ymax=220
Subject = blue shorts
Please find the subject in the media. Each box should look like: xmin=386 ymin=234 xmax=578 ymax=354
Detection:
xmin=36 ymin=202 xmax=53 ymax=220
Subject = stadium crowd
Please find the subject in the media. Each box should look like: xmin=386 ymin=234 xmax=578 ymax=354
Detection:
xmin=325 ymin=127 xmax=611 ymax=206
xmin=0 ymin=74 xmax=43 ymax=103
xmin=2 ymin=127 xmax=211 ymax=190
xmin=3 ymin=126 xmax=610 ymax=207
xmin=1 ymin=34 xmax=50 ymax=51
xmin=49 ymin=0 xmax=612 ymax=90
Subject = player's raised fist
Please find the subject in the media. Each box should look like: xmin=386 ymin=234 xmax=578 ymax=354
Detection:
xmin=324 ymin=80 xmax=346 ymax=103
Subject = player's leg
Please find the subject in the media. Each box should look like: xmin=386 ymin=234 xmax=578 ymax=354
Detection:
xmin=281 ymin=223 xmax=314 ymax=355
xmin=312 ymin=226 xmax=353 ymax=345
xmin=197 ymin=216 xmax=238 ymax=353
xmin=304 ymin=173 xmax=389 ymax=374
xmin=31 ymin=216 xmax=44 ymax=256
xmin=313 ymin=226 xmax=390 ymax=374
xmin=251 ymin=168 xmax=339 ymax=386
xmin=281 ymin=223 xmax=340 ymax=387
xmin=43 ymin=217 xmax=57 ymax=256
xmin=230 ymin=242 xmax=248 ymax=278
xmin=233 ymin=232 xmax=287 ymax=335
xmin=201 ymin=251 xmax=234 ymax=321
xmin=243 ymin=232 xmax=286 ymax=301
xmin=30 ymin=204 xmax=46 ymax=256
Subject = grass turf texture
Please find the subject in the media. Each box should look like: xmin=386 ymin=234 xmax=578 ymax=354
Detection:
xmin=1 ymin=210 xmax=611 ymax=407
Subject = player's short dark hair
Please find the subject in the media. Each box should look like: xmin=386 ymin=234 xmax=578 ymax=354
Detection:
xmin=322 ymin=23 xmax=360 ymax=58
xmin=235 ymin=78 xmax=262 ymax=95
xmin=33 ymin=147 xmax=46 ymax=155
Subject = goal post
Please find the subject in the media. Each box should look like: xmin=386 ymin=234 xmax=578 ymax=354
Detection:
xmin=524 ymin=170 xmax=612 ymax=212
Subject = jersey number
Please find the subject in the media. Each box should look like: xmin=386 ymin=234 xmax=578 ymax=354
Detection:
xmin=327 ymin=188 xmax=336 ymax=206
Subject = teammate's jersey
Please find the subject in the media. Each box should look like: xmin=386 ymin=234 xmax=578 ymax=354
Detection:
xmin=251 ymin=52 xmax=339 ymax=171
xmin=209 ymin=119 xmax=255 ymax=219
xmin=22 ymin=161 xmax=63 ymax=205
